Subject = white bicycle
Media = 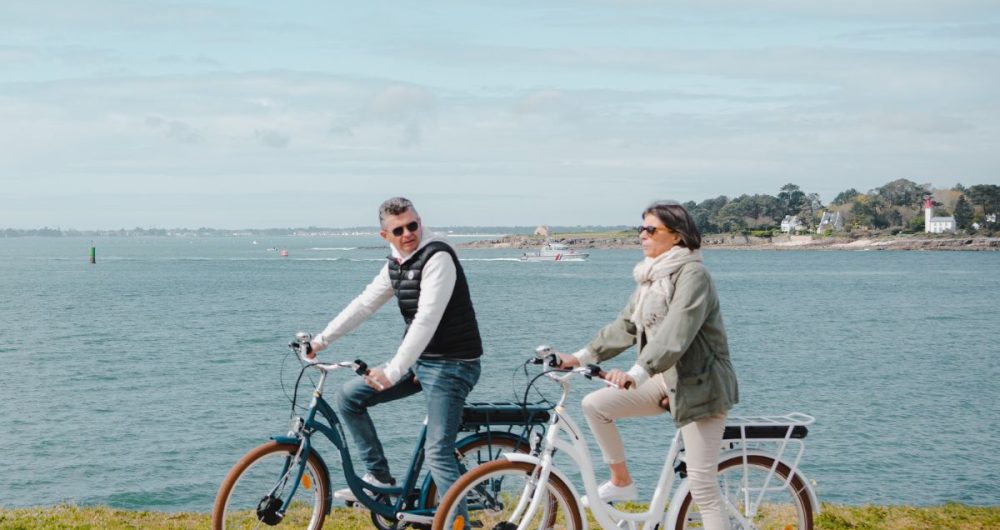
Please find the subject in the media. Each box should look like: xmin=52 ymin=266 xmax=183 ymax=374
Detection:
xmin=432 ymin=349 xmax=819 ymax=530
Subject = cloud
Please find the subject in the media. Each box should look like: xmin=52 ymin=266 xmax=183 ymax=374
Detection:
xmin=0 ymin=46 xmax=38 ymax=64
xmin=366 ymin=85 xmax=436 ymax=128
xmin=1 ymin=51 xmax=996 ymax=225
xmin=400 ymin=122 xmax=422 ymax=147
xmin=0 ymin=1 xmax=248 ymax=31
xmin=254 ymin=128 xmax=290 ymax=148
xmin=514 ymin=90 xmax=566 ymax=114
xmin=862 ymin=111 xmax=975 ymax=135
xmin=145 ymin=115 xmax=203 ymax=144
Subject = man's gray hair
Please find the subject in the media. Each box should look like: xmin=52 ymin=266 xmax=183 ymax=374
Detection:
xmin=378 ymin=197 xmax=417 ymax=226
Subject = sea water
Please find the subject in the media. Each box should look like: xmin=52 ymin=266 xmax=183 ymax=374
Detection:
xmin=0 ymin=235 xmax=998 ymax=510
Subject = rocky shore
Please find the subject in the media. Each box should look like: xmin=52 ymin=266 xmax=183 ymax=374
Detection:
xmin=459 ymin=234 xmax=1000 ymax=251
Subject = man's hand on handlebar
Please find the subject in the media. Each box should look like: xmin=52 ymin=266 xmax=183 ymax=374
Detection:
xmin=305 ymin=339 xmax=321 ymax=360
xmin=365 ymin=367 xmax=391 ymax=391
xmin=290 ymin=332 xmax=318 ymax=361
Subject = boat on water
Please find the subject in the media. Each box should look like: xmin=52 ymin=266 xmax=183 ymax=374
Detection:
xmin=519 ymin=242 xmax=589 ymax=262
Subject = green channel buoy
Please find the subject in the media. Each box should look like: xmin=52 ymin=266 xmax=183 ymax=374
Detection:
xmin=89 ymin=243 xmax=96 ymax=264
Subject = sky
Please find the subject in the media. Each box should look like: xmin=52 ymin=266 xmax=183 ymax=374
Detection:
xmin=1 ymin=1 xmax=999 ymax=229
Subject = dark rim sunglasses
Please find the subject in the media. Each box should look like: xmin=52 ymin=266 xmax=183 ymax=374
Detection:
xmin=390 ymin=221 xmax=420 ymax=237
xmin=637 ymin=225 xmax=672 ymax=236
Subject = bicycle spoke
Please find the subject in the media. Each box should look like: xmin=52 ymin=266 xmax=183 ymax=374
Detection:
xmin=213 ymin=442 xmax=328 ymax=530
xmin=675 ymin=455 xmax=812 ymax=530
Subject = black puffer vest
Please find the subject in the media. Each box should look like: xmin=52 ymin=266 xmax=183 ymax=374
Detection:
xmin=387 ymin=241 xmax=483 ymax=360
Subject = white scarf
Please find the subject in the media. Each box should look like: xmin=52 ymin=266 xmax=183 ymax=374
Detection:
xmin=630 ymin=246 xmax=703 ymax=341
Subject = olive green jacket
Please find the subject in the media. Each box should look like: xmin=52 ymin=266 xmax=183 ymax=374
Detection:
xmin=587 ymin=261 xmax=739 ymax=427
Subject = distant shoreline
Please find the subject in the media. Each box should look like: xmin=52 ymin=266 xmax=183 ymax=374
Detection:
xmin=459 ymin=234 xmax=1000 ymax=252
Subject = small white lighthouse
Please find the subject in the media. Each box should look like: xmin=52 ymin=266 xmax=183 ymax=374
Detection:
xmin=924 ymin=197 xmax=956 ymax=234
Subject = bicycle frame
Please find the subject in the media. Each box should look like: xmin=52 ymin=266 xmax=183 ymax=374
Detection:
xmin=510 ymin=375 xmax=681 ymax=530
xmin=272 ymin=360 xmax=547 ymax=525
xmin=508 ymin=368 xmax=817 ymax=530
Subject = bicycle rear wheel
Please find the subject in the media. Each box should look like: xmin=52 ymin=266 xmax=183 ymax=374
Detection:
xmin=432 ymin=460 xmax=581 ymax=530
xmin=212 ymin=441 xmax=331 ymax=530
xmin=674 ymin=454 xmax=813 ymax=530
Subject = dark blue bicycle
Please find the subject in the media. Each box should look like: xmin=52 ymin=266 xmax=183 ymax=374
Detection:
xmin=211 ymin=334 xmax=550 ymax=530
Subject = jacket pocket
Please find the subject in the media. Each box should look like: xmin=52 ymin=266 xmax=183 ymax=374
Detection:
xmin=677 ymin=362 xmax=714 ymax=410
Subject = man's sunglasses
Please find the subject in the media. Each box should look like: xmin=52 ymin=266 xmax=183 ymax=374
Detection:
xmin=390 ymin=221 xmax=420 ymax=237
xmin=637 ymin=225 xmax=671 ymax=235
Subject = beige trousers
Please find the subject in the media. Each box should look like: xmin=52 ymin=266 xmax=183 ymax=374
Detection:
xmin=581 ymin=374 xmax=729 ymax=530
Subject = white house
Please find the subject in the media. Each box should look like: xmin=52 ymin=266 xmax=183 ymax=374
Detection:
xmin=973 ymin=214 xmax=997 ymax=230
xmin=924 ymin=198 xmax=956 ymax=234
xmin=780 ymin=215 xmax=805 ymax=233
xmin=816 ymin=211 xmax=844 ymax=233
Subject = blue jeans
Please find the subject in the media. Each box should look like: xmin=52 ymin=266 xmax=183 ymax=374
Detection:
xmin=335 ymin=359 xmax=481 ymax=494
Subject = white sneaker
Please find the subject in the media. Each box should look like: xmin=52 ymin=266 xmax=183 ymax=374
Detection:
xmin=581 ymin=481 xmax=638 ymax=506
xmin=333 ymin=473 xmax=395 ymax=503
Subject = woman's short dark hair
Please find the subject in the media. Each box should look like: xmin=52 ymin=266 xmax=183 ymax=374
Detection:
xmin=643 ymin=200 xmax=701 ymax=250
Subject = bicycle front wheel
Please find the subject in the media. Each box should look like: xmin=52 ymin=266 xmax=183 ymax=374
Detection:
xmin=674 ymin=454 xmax=813 ymax=530
xmin=432 ymin=460 xmax=581 ymax=530
xmin=212 ymin=441 xmax=331 ymax=530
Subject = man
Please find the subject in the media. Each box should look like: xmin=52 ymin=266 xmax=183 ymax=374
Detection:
xmin=308 ymin=196 xmax=483 ymax=502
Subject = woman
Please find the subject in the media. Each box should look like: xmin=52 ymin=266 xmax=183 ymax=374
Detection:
xmin=556 ymin=200 xmax=739 ymax=530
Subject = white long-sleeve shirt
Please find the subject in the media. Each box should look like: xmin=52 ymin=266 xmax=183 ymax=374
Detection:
xmin=313 ymin=235 xmax=457 ymax=384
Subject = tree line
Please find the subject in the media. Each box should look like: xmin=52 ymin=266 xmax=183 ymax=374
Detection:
xmin=681 ymin=180 xmax=1000 ymax=235
xmin=4 ymin=181 xmax=999 ymax=238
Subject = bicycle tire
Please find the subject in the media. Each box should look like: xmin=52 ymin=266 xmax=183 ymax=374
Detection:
xmin=212 ymin=441 xmax=331 ymax=530
xmin=431 ymin=460 xmax=582 ymax=530
xmin=674 ymin=454 xmax=813 ymax=530
xmin=423 ymin=433 xmax=535 ymax=506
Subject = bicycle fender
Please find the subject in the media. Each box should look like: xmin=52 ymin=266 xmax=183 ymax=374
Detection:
xmin=716 ymin=448 xmax=820 ymax=516
xmin=268 ymin=436 xmax=335 ymax=514
xmin=666 ymin=449 xmax=820 ymax=527
xmin=501 ymin=453 xmax=589 ymax=530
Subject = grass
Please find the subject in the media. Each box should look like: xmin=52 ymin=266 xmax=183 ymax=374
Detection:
xmin=2 ymin=503 xmax=999 ymax=529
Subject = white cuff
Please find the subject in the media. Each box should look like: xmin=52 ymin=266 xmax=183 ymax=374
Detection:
xmin=573 ymin=348 xmax=597 ymax=366
xmin=310 ymin=337 xmax=328 ymax=353
xmin=627 ymin=364 xmax=650 ymax=387
xmin=383 ymin=362 xmax=403 ymax=385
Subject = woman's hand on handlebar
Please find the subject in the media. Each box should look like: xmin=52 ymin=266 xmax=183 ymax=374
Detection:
xmin=601 ymin=368 xmax=636 ymax=390
xmin=556 ymin=353 xmax=581 ymax=368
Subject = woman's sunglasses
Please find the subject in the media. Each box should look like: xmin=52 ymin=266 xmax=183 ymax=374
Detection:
xmin=390 ymin=221 xmax=420 ymax=237
xmin=637 ymin=225 xmax=671 ymax=236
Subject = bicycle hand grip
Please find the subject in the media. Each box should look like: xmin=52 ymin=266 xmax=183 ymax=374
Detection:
xmin=586 ymin=364 xmax=634 ymax=389
xmin=289 ymin=341 xmax=312 ymax=355
xmin=353 ymin=359 xmax=369 ymax=376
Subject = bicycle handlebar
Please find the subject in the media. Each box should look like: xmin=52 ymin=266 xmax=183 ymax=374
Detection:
xmin=289 ymin=331 xmax=370 ymax=377
xmin=531 ymin=345 xmax=633 ymax=390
